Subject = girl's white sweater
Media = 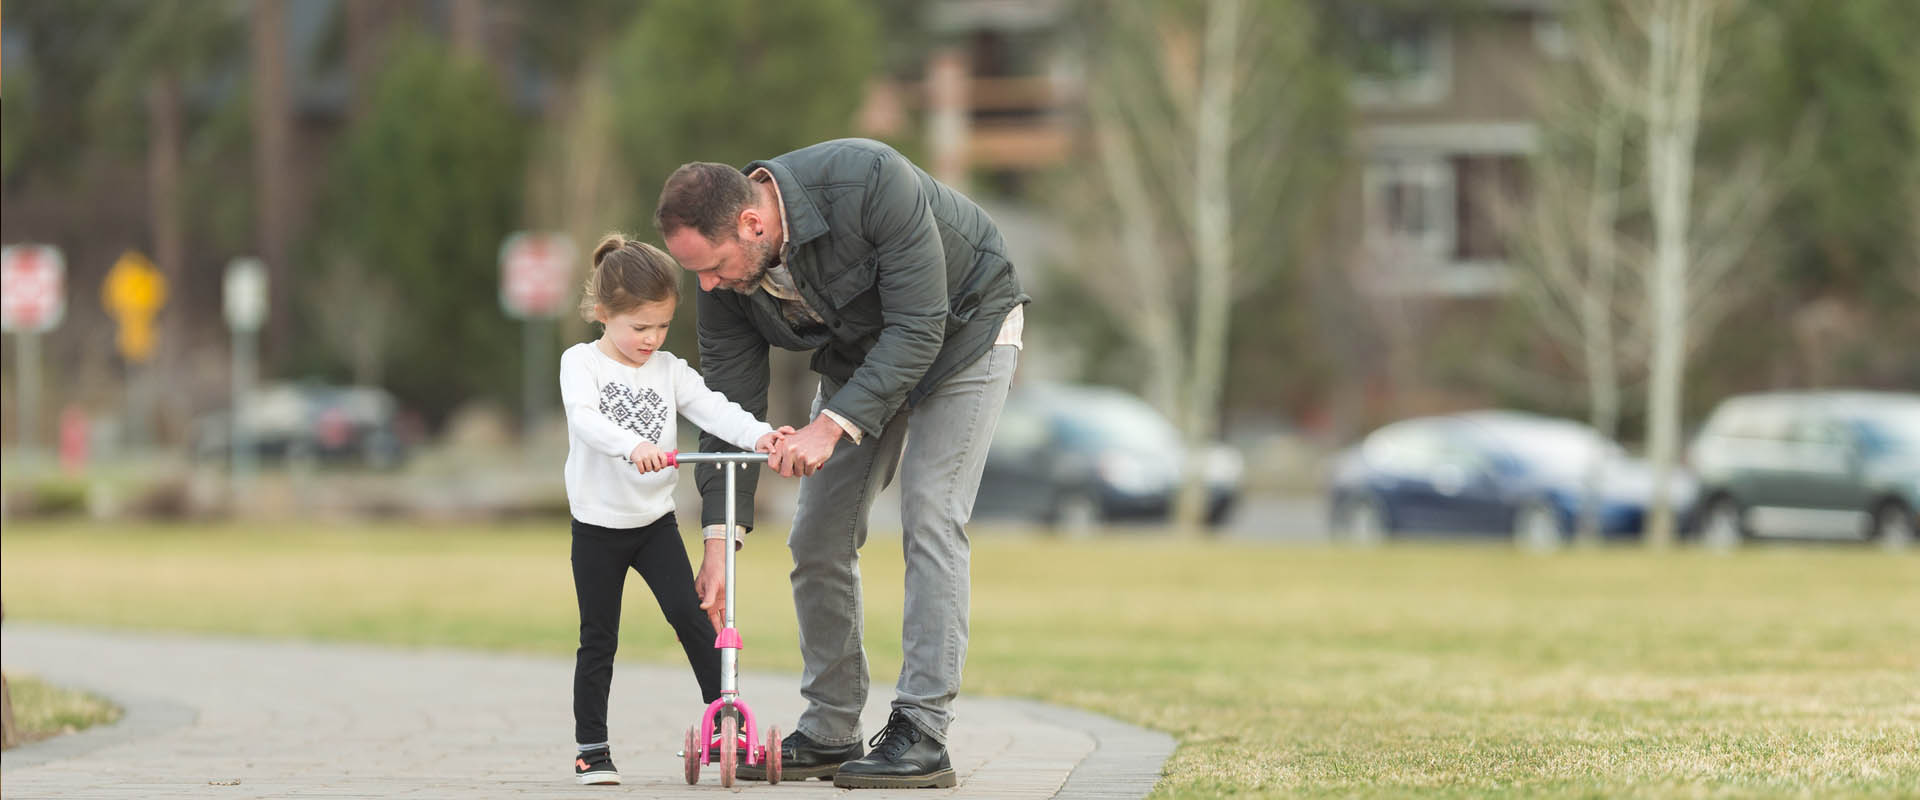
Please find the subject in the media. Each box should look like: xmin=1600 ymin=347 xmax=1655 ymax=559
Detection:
xmin=560 ymin=342 xmax=773 ymax=529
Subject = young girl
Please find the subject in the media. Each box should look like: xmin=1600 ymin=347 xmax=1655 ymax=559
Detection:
xmin=561 ymin=234 xmax=788 ymax=785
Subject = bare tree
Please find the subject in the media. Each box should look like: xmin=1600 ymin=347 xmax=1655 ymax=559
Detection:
xmin=1496 ymin=110 xmax=1631 ymax=544
xmin=311 ymin=255 xmax=399 ymax=386
xmin=1582 ymin=0 xmax=1797 ymax=547
xmin=1636 ymin=0 xmax=1711 ymax=549
xmin=1066 ymin=0 xmax=1338 ymax=535
xmin=1172 ymin=0 xmax=1243 ymax=534
xmin=1487 ymin=0 xmax=1670 ymax=547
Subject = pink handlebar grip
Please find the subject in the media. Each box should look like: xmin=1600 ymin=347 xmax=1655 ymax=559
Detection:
xmin=663 ymin=449 xmax=679 ymax=467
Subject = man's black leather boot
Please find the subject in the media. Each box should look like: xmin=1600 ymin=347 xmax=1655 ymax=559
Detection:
xmin=832 ymin=710 xmax=956 ymax=789
xmin=738 ymin=728 xmax=863 ymax=781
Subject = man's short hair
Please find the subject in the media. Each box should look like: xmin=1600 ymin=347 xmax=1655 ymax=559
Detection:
xmin=655 ymin=162 xmax=755 ymax=243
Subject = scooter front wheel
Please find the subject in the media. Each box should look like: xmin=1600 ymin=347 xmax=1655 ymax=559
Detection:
xmin=719 ymin=716 xmax=739 ymax=787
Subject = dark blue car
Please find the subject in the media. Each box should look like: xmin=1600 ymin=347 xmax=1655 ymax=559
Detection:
xmin=1327 ymin=411 xmax=1696 ymax=544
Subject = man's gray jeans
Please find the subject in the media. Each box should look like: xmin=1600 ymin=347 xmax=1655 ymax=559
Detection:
xmin=788 ymin=344 xmax=1018 ymax=747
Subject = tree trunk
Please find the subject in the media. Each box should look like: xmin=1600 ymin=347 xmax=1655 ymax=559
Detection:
xmin=251 ymin=0 xmax=294 ymax=364
xmin=1087 ymin=92 xmax=1184 ymax=423
xmin=1577 ymin=112 xmax=1624 ymax=546
xmin=1641 ymin=0 xmax=1711 ymax=549
xmin=146 ymin=74 xmax=187 ymax=438
xmin=1174 ymin=0 xmax=1242 ymax=537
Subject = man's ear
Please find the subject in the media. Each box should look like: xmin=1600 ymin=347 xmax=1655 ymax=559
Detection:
xmin=738 ymin=206 xmax=765 ymax=239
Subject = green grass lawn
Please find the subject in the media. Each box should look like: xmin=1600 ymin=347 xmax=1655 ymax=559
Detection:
xmin=4 ymin=673 xmax=122 ymax=745
xmin=3 ymin=520 xmax=1917 ymax=798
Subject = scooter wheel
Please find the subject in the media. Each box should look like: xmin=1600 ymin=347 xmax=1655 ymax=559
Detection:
xmin=766 ymin=725 xmax=783 ymax=785
xmin=719 ymin=716 xmax=738 ymax=788
xmin=683 ymin=725 xmax=701 ymax=785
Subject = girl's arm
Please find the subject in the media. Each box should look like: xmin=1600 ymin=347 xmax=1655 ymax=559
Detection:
xmin=560 ymin=347 xmax=648 ymax=459
xmin=672 ymin=357 xmax=776 ymax=452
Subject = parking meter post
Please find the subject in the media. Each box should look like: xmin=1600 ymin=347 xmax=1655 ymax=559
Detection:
xmin=224 ymin=257 xmax=267 ymax=500
xmin=15 ymin=332 xmax=41 ymax=459
xmin=124 ymin=363 xmax=150 ymax=451
xmin=522 ymin=318 xmax=541 ymax=443
xmin=59 ymin=406 xmax=89 ymax=475
xmin=231 ymin=327 xmax=257 ymax=493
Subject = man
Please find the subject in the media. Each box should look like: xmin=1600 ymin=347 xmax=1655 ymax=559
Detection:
xmin=656 ymin=138 xmax=1026 ymax=789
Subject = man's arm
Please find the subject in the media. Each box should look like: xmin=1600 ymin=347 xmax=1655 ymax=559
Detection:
xmin=694 ymin=290 xmax=771 ymax=532
xmin=820 ymin=147 xmax=948 ymax=437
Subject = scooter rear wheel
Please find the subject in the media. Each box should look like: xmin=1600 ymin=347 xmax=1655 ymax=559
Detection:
xmin=766 ymin=725 xmax=783 ymax=785
xmin=683 ymin=725 xmax=700 ymax=784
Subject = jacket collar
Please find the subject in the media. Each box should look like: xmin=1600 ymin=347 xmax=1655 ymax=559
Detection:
xmin=743 ymin=159 xmax=830 ymax=249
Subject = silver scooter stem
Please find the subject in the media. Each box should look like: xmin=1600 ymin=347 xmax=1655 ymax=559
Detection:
xmin=664 ymin=450 xmax=767 ymax=699
xmin=721 ymin=461 xmax=738 ymax=696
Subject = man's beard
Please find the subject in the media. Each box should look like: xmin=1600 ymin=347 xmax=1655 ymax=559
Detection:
xmin=723 ymin=236 xmax=778 ymax=294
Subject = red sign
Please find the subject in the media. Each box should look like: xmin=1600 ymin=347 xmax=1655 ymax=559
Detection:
xmin=500 ymin=232 xmax=577 ymax=319
xmin=1 ymin=244 xmax=67 ymax=333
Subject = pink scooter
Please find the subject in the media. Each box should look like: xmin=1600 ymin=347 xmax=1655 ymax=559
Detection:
xmin=665 ymin=450 xmax=782 ymax=787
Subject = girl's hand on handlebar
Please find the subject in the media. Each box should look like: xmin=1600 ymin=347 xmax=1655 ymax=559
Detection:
xmin=628 ymin=441 xmax=671 ymax=473
xmin=756 ymin=426 xmax=798 ymax=454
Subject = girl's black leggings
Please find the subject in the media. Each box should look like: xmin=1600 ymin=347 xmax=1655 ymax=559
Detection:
xmin=571 ymin=514 xmax=720 ymax=744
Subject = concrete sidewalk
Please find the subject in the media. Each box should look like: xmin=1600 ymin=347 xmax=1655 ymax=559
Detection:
xmin=1 ymin=624 xmax=1170 ymax=799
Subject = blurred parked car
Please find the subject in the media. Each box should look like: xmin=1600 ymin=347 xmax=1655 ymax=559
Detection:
xmin=191 ymin=381 xmax=409 ymax=470
xmin=1328 ymin=411 xmax=1696 ymax=544
xmin=1688 ymin=391 xmax=1919 ymax=547
xmin=974 ymin=383 xmax=1243 ymax=529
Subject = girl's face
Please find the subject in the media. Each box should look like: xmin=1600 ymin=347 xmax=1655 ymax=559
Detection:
xmin=595 ymin=298 xmax=675 ymax=367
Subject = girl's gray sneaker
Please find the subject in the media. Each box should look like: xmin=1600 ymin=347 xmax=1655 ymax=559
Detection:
xmin=574 ymin=746 xmax=620 ymax=785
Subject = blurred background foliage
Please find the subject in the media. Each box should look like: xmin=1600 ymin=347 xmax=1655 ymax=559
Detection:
xmin=1 ymin=0 xmax=1915 ymax=441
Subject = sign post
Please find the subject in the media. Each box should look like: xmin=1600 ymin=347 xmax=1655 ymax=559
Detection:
xmin=102 ymin=250 xmax=167 ymax=448
xmin=225 ymin=258 xmax=269 ymax=491
xmin=500 ymin=232 xmax=576 ymax=438
xmin=1 ymin=245 xmax=67 ymax=457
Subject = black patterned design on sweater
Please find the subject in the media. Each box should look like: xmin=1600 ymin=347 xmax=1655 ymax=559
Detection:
xmin=599 ymin=383 xmax=668 ymax=455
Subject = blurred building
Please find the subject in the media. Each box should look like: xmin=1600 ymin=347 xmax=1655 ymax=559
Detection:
xmin=867 ymin=0 xmax=1566 ymax=300
xmin=855 ymin=0 xmax=1079 ymax=196
xmin=1346 ymin=0 xmax=1562 ymax=297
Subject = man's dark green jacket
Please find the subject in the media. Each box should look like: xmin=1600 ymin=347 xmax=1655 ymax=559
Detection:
xmin=694 ymin=138 xmax=1028 ymax=530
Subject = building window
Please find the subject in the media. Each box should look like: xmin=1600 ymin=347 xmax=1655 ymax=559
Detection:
xmin=1351 ymin=15 xmax=1451 ymax=107
xmin=1364 ymin=158 xmax=1456 ymax=261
